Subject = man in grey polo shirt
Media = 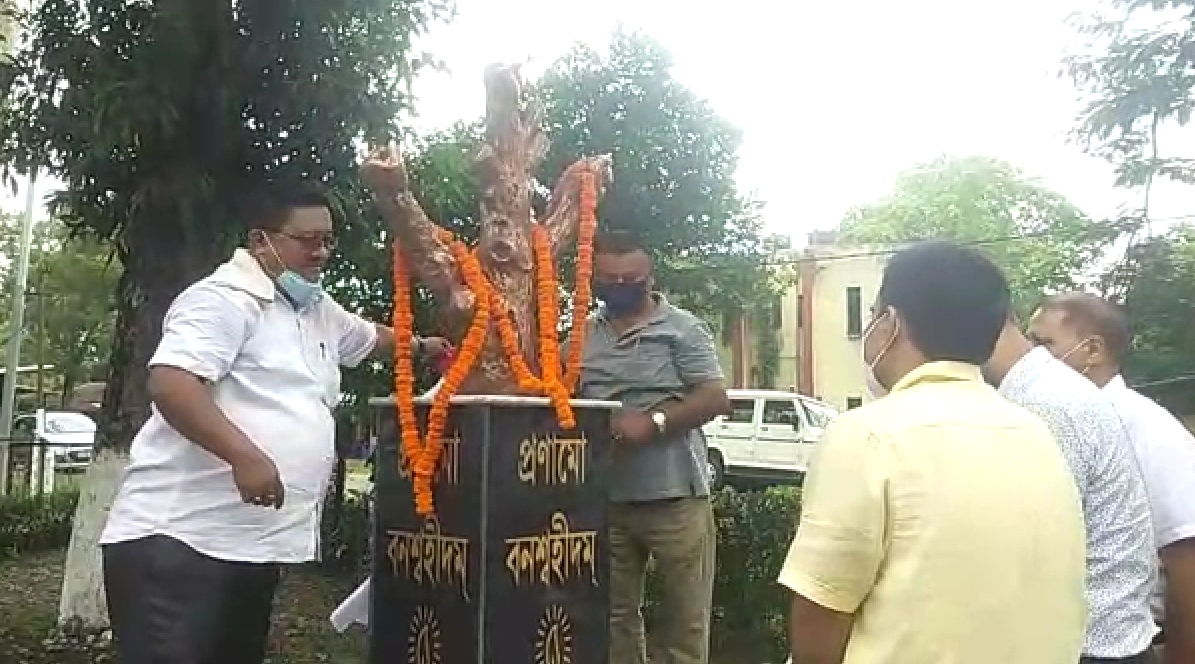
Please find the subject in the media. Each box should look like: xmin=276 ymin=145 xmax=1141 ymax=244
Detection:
xmin=576 ymin=230 xmax=731 ymax=664
xmin=985 ymin=314 xmax=1158 ymax=663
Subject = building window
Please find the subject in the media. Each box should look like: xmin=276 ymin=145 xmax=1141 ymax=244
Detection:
xmin=846 ymin=396 xmax=863 ymax=410
xmin=845 ymin=286 xmax=862 ymax=338
xmin=725 ymin=399 xmax=756 ymax=423
xmin=796 ymin=294 xmax=804 ymax=328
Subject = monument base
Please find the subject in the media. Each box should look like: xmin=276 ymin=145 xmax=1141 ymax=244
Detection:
xmin=368 ymin=395 xmax=616 ymax=664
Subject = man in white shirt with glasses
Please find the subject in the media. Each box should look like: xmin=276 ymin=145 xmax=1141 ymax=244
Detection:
xmin=100 ymin=184 xmax=447 ymax=664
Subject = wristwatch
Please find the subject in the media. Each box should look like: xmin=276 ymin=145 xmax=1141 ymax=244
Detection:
xmin=650 ymin=411 xmax=667 ymax=435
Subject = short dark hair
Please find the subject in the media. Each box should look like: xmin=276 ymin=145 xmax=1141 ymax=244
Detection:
xmin=877 ymin=240 xmax=1011 ymax=364
xmin=594 ymin=229 xmax=650 ymax=257
xmin=1037 ymin=292 xmax=1131 ymax=361
xmin=245 ymin=182 xmax=330 ymax=232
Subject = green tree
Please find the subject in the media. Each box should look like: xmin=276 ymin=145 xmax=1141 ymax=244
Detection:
xmin=32 ymin=232 xmax=119 ymax=407
xmin=535 ymin=30 xmax=775 ymax=319
xmin=1066 ymin=0 xmax=1195 ymax=402
xmin=1118 ymin=225 xmax=1195 ymax=377
xmin=839 ymin=156 xmax=1122 ymax=313
xmin=0 ymin=217 xmax=118 ymax=408
xmin=0 ymin=220 xmax=118 ymax=407
xmin=0 ymin=0 xmax=450 ymax=632
xmin=1066 ymin=1 xmax=1195 ymax=222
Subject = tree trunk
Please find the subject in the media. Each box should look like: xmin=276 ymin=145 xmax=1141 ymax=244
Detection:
xmin=57 ymin=224 xmax=223 ymax=634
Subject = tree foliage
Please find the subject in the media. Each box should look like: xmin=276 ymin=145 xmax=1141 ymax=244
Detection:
xmin=1067 ymin=1 xmax=1195 ymax=402
xmin=0 ymin=0 xmax=450 ymax=448
xmin=0 ymin=218 xmax=119 ymax=407
xmin=1066 ymin=0 xmax=1195 ymax=193
xmin=1118 ymin=224 xmax=1195 ymax=377
xmin=534 ymin=30 xmax=774 ymax=318
xmin=840 ymin=156 xmax=1122 ymax=313
xmin=0 ymin=217 xmax=118 ymax=407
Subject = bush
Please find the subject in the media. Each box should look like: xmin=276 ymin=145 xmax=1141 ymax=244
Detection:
xmin=0 ymin=490 xmax=80 ymax=559
xmin=320 ymin=489 xmax=371 ymax=576
xmin=644 ymin=486 xmax=801 ymax=663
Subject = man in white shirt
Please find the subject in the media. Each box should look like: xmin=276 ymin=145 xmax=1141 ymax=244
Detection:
xmin=1029 ymin=292 xmax=1195 ymax=664
xmin=986 ymin=315 xmax=1158 ymax=663
xmin=99 ymin=184 xmax=448 ymax=664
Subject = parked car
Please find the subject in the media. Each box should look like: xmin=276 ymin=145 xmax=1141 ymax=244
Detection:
xmin=702 ymin=389 xmax=839 ymax=488
xmin=12 ymin=409 xmax=98 ymax=473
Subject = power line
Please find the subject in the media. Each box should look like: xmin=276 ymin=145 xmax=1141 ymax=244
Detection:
xmin=668 ymin=211 xmax=1195 ymax=272
xmin=1131 ymin=373 xmax=1195 ymax=389
xmin=670 ymin=229 xmax=1107 ymax=271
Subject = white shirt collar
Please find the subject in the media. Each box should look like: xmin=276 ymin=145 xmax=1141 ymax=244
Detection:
xmin=1104 ymin=374 xmax=1128 ymax=392
xmin=207 ymin=248 xmax=276 ymax=302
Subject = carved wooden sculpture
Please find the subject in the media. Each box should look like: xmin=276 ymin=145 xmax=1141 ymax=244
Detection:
xmin=362 ymin=64 xmax=612 ymax=395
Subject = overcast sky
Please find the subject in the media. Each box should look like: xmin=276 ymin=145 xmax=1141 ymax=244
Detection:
xmin=6 ymin=0 xmax=1194 ymax=240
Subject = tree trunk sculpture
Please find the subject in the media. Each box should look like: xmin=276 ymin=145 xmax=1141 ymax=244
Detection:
xmin=363 ymin=64 xmax=611 ymax=394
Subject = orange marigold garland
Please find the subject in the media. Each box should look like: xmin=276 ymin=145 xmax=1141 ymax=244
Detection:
xmin=491 ymin=290 xmax=544 ymax=393
xmin=532 ymin=226 xmax=575 ymax=428
xmin=563 ymin=170 xmax=598 ymax=391
xmin=392 ymin=164 xmax=602 ymax=515
xmin=391 ymin=248 xmax=422 ymax=495
xmin=392 ymin=237 xmax=491 ymax=515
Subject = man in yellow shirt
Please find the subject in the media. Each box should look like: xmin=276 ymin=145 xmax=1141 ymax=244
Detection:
xmin=778 ymin=241 xmax=1087 ymax=664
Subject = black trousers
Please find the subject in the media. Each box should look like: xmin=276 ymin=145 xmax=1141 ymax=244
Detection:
xmin=103 ymin=535 xmax=281 ymax=664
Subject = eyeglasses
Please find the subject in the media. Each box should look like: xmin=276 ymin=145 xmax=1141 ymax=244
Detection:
xmin=275 ymin=231 xmax=337 ymax=251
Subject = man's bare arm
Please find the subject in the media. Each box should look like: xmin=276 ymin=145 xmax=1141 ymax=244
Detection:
xmin=148 ymin=366 xmax=283 ymax=505
xmin=149 ymin=366 xmax=260 ymax=466
xmin=1162 ymin=538 xmax=1195 ymax=664
xmin=789 ymin=594 xmax=853 ymax=664
xmin=369 ymin=325 xmax=452 ymax=360
xmin=659 ymin=379 xmax=731 ymax=434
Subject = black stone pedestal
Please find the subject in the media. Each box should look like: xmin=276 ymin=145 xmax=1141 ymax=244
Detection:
xmin=369 ymin=395 xmax=617 ymax=664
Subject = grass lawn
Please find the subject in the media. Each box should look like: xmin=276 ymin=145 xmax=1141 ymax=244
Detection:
xmin=0 ymin=549 xmax=368 ymax=664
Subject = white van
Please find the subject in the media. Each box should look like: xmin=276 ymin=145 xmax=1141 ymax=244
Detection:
xmin=702 ymin=389 xmax=839 ymax=488
xmin=12 ymin=409 xmax=97 ymax=472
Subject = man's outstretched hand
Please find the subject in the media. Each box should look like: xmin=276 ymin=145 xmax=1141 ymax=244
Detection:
xmin=361 ymin=143 xmax=409 ymax=199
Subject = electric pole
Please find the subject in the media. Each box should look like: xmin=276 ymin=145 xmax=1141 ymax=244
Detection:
xmin=34 ymin=267 xmax=44 ymax=409
xmin=0 ymin=173 xmax=37 ymax=495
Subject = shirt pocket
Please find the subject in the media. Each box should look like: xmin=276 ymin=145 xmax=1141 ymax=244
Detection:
xmin=625 ymin=332 xmax=678 ymax=384
xmin=300 ymin=326 xmax=343 ymax=409
xmin=312 ymin=342 xmax=342 ymax=408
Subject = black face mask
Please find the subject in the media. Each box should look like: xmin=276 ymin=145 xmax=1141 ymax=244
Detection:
xmin=594 ymin=280 xmax=649 ymax=317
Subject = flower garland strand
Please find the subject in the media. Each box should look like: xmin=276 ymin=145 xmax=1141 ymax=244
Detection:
xmin=391 ymin=164 xmax=601 ymax=515
xmin=392 ymin=237 xmax=491 ymax=515
xmin=532 ymin=226 xmax=574 ymax=428
xmin=391 ymin=248 xmax=422 ymax=502
xmin=491 ymin=289 xmax=544 ymax=393
xmin=563 ymin=170 xmax=598 ymax=391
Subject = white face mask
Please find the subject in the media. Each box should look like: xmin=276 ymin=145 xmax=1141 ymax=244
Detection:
xmin=862 ymin=310 xmax=899 ymax=399
xmin=1058 ymin=336 xmax=1095 ymax=376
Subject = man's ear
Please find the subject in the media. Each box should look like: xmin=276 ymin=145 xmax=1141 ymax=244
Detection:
xmin=1087 ymin=335 xmax=1109 ymax=364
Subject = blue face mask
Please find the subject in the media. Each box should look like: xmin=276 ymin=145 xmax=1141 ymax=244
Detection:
xmin=263 ymin=234 xmax=324 ymax=310
xmin=276 ymin=269 xmax=323 ymax=310
xmin=595 ymin=280 xmax=649 ymax=318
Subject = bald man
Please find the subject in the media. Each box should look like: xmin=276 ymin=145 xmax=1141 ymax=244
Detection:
xmin=1030 ymin=293 xmax=1195 ymax=664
